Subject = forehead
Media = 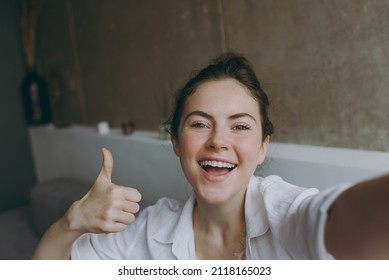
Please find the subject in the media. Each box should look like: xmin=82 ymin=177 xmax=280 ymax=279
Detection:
xmin=183 ymin=79 xmax=260 ymax=116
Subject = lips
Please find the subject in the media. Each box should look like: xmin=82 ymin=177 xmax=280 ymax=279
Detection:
xmin=198 ymin=159 xmax=237 ymax=178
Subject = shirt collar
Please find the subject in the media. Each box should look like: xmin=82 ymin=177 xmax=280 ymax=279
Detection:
xmin=152 ymin=192 xmax=196 ymax=259
xmin=245 ymin=176 xmax=269 ymax=238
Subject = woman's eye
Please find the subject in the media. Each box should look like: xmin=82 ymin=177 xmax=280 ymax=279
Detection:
xmin=191 ymin=122 xmax=208 ymax=129
xmin=233 ymin=124 xmax=250 ymax=130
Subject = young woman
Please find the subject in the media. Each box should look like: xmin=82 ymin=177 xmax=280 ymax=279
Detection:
xmin=33 ymin=53 xmax=389 ymax=260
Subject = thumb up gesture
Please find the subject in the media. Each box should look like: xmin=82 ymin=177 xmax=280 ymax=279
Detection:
xmin=68 ymin=148 xmax=142 ymax=234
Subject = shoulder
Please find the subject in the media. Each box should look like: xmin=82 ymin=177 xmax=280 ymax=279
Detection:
xmin=248 ymin=176 xmax=352 ymax=259
xmin=144 ymin=197 xmax=185 ymax=213
xmin=255 ymin=175 xmax=312 ymax=191
xmin=134 ymin=197 xmax=188 ymax=239
xmin=250 ymin=175 xmax=319 ymax=215
xmin=254 ymin=175 xmax=318 ymax=196
xmin=137 ymin=197 xmax=185 ymax=225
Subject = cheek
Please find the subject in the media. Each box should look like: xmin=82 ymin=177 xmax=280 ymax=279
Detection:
xmin=239 ymin=138 xmax=264 ymax=165
xmin=176 ymin=136 xmax=203 ymax=182
xmin=176 ymin=132 xmax=201 ymax=159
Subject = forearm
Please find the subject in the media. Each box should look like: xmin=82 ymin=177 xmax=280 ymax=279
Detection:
xmin=32 ymin=204 xmax=83 ymax=260
xmin=325 ymin=173 xmax=389 ymax=259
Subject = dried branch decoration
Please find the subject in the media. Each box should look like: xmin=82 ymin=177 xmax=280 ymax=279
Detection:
xmin=19 ymin=0 xmax=37 ymax=67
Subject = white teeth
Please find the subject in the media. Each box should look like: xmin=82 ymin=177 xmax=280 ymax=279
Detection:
xmin=199 ymin=160 xmax=236 ymax=169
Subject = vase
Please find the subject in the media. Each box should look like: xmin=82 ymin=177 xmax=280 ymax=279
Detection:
xmin=159 ymin=122 xmax=171 ymax=140
xmin=21 ymin=67 xmax=52 ymax=125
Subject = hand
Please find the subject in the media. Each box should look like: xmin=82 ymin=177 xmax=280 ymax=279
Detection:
xmin=67 ymin=148 xmax=142 ymax=234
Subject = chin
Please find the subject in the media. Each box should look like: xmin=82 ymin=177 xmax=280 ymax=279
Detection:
xmin=193 ymin=182 xmax=245 ymax=206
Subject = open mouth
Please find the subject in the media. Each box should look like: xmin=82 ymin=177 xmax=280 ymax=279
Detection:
xmin=198 ymin=160 xmax=237 ymax=176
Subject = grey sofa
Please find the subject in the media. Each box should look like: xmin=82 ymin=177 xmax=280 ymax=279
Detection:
xmin=0 ymin=178 xmax=90 ymax=259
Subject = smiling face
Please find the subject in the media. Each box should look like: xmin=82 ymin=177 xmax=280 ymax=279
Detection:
xmin=172 ymin=78 xmax=268 ymax=206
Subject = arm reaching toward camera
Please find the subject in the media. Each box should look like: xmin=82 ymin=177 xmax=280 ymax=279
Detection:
xmin=326 ymin=173 xmax=389 ymax=259
xmin=32 ymin=148 xmax=142 ymax=259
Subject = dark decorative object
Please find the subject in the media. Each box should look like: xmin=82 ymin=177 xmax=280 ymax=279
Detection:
xmin=122 ymin=121 xmax=135 ymax=135
xmin=21 ymin=67 xmax=52 ymax=125
xmin=19 ymin=0 xmax=52 ymax=125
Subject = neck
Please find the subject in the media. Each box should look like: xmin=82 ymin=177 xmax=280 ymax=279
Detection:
xmin=192 ymin=189 xmax=247 ymax=259
xmin=193 ymin=196 xmax=246 ymax=233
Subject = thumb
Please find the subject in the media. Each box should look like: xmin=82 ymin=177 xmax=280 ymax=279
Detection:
xmin=98 ymin=148 xmax=114 ymax=182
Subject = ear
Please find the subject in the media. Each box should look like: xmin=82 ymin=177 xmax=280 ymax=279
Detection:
xmin=257 ymin=136 xmax=269 ymax=165
xmin=171 ymin=135 xmax=180 ymax=157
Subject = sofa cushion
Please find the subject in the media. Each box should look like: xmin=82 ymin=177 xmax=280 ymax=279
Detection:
xmin=0 ymin=206 xmax=40 ymax=259
xmin=29 ymin=178 xmax=91 ymax=236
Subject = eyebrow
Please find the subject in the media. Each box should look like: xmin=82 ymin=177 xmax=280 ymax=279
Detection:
xmin=183 ymin=110 xmax=257 ymax=123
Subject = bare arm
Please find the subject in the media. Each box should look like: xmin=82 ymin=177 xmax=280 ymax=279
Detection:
xmin=32 ymin=204 xmax=82 ymax=259
xmin=325 ymin=173 xmax=389 ymax=259
xmin=32 ymin=148 xmax=141 ymax=260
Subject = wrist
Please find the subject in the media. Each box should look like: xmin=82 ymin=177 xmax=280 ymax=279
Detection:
xmin=65 ymin=200 xmax=86 ymax=235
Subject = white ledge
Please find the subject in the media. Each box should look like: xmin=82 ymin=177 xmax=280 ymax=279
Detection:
xmin=267 ymin=142 xmax=389 ymax=171
xmin=29 ymin=125 xmax=389 ymax=203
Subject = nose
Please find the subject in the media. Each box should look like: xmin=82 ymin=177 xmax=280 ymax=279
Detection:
xmin=206 ymin=128 xmax=229 ymax=150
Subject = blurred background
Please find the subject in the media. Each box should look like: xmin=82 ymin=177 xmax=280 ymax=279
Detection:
xmin=2 ymin=0 xmax=389 ymax=213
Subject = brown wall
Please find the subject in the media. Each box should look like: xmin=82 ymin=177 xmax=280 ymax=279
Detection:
xmin=38 ymin=0 xmax=389 ymax=151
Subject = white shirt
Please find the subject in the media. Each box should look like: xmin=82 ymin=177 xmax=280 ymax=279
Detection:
xmin=71 ymin=175 xmax=351 ymax=259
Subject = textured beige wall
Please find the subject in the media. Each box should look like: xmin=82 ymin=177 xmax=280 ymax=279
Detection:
xmin=39 ymin=0 xmax=223 ymax=129
xmin=38 ymin=0 xmax=389 ymax=151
